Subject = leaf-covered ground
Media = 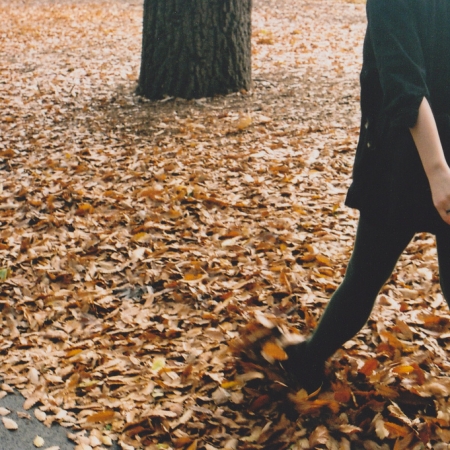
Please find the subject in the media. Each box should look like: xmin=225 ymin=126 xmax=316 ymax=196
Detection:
xmin=1 ymin=0 xmax=450 ymax=449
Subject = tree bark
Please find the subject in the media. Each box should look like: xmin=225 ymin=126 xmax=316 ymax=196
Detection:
xmin=137 ymin=0 xmax=252 ymax=100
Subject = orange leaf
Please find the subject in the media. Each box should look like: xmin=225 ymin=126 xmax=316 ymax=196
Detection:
xmin=384 ymin=421 xmax=410 ymax=438
xmin=418 ymin=313 xmax=448 ymax=328
xmin=0 ymin=149 xmax=14 ymax=158
xmin=28 ymin=199 xmax=42 ymax=207
xmin=184 ymin=273 xmax=203 ymax=281
xmin=300 ymin=253 xmax=316 ymax=262
xmin=262 ymin=342 xmax=288 ymax=361
xmin=359 ymin=358 xmax=378 ymax=376
xmin=67 ymin=372 xmax=80 ymax=389
xmin=86 ymin=410 xmax=115 ymax=423
xmin=380 ymin=331 xmax=404 ymax=349
xmin=126 ymin=426 xmax=146 ymax=437
xmin=76 ymin=203 xmax=94 ymax=216
xmin=66 ymin=349 xmax=83 ymax=357
xmin=393 ymin=365 xmax=415 ymax=375
xmin=173 ymin=437 xmax=193 ymax=448
xmin=411 ymin=363 xmax=426 ymax=385
xmin=187 ymin=440 xmax=198 ymax=450
xmin=334 ymin=387 xmax=352 ymax=403
xmin=138 ymin=187 xmax=163 ymax=199
xmin=393 ymin=433 xmax=414 ymax=450
xmin=295 ymin=399 xmax=340 ymax=414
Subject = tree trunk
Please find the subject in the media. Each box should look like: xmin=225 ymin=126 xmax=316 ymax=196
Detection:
xmin=137 ymin=0 xmax=252 ymax=100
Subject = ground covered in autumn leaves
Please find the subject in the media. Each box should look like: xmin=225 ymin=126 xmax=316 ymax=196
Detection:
xmin=2 ymin=0 xmax=450 ymax=449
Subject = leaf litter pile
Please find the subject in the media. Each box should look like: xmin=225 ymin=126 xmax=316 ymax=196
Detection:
xmin=1 ymin=0 xmax=450 ymax=449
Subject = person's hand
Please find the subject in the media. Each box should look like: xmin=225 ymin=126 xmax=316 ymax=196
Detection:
xmin=428 ymin=165 xmax=450 ymax=225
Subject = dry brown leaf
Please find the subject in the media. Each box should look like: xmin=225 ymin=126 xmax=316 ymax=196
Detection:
xmin=0 ymin=407 xmax=10 ymax=416
xmin=309 ymin=425 xmax=330 ymax=447
xmin=34 ymin=409 xmax=47 ymax=422
xmin=2 ymin=417 xmax=18 ymax=430
xmin=1 ymin=0 xmax=448 ymax=448
xmin=85 ymin=410 xmax=115 ymax=423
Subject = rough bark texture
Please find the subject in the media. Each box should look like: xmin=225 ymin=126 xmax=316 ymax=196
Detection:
xmin=137 ymin=0 xmax=252 ymax=100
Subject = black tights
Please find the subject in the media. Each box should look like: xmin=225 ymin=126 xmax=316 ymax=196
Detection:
xmin=305 ymin=216 xmax=450 ymax=364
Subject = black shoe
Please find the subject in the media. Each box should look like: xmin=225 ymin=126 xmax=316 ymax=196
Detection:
xmin=281 ymin=341 xmax=324 ymax=393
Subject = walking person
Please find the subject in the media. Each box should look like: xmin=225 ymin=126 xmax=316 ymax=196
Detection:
xmin=284 ymin=0 xmax=450 ymax=392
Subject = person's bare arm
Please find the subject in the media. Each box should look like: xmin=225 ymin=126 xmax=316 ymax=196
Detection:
xmin=409 ymin=97 xmax=450 ymax=225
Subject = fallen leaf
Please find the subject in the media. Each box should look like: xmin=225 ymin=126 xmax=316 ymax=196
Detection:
xmin=236 ymin=114 xmax=252 ymax=130
xmin=34 ymin=435 xmax=45 ymax=448
xmin=262 ymin=341 xmax=288 ymax=361
xmin=86 ymin=410 xmax=115 ymax=423
xmin=0 ymin=407 xmax=10 ymax=416
xmin=2 ymin=417 xmax=18 ymax=430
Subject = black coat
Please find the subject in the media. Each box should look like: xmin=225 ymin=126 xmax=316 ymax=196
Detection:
xmin=345 ymin=0 xmax=450 ymax=233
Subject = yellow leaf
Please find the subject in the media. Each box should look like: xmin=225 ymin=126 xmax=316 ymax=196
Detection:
xmin=393 ymin=365 xmax=415 ymax=375
xmin=184 ymin=273 xmax=203 ymax=281
xmin=66 ymin=349 xmax=83 ymax=357
xmin=152 ymin=357 xmax=166 ymax=371
xmin=187 ymin=440 xmax=198 ymax=450
xmin=86 ymin=410 xmax=115 ymax=423
xmin=131 ymin=232 xmax=149 ymax=242
xmin=316 ymin=254 xmax=332 ymax=266
xmin=221 ymin=380 xmax=241 ymax=390
xmin=168 ymin=209 xmax=182 ymax=219
xmin=293 ymin=204 xmax=306 ymax=214
xmin=262 ymin=342 xmax=288 ymax=361
xmin=236 ymin=115 xmax=252 ymax=130
xmin=257 ymin=37 xmax=274 ymax=45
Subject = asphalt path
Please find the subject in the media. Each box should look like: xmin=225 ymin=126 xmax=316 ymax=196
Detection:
xmin=0 ymin=393 xmax=120 ymax=450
